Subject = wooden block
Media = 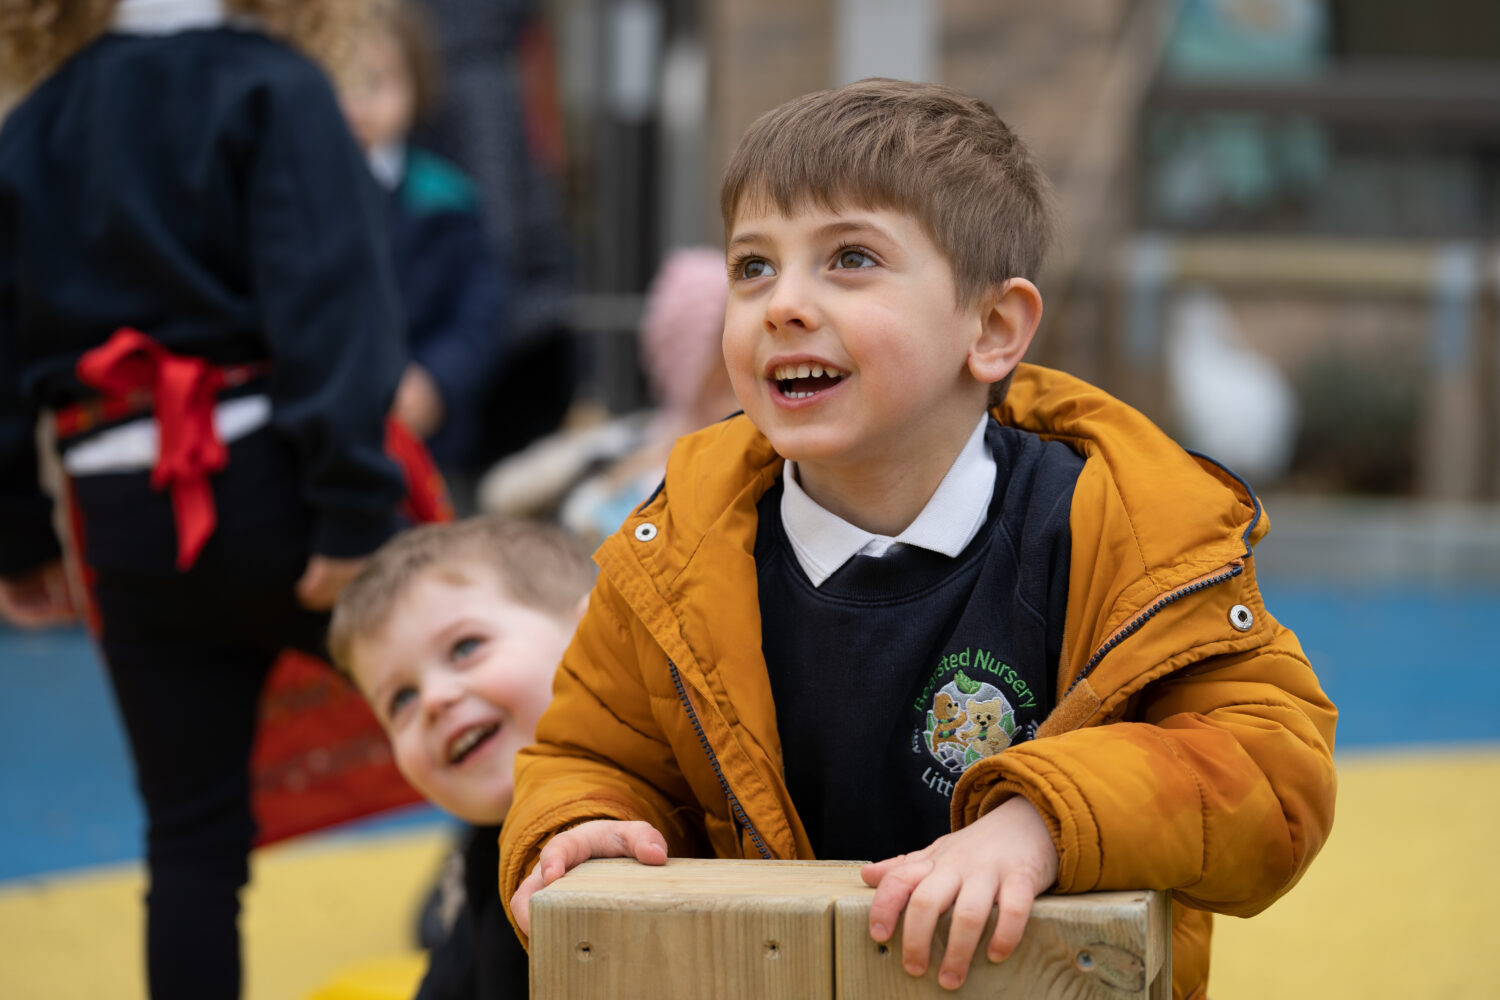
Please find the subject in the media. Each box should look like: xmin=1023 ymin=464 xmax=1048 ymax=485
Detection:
xmin=528 ymin=858 xmax=1170 ymax=1000
xmin=835 ymin=890 xmax=1170 ymax=999
xmin=528 ymin=858 xmax=865 ymax=1000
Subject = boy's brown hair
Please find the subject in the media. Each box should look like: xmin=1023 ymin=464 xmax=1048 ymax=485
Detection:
xmin=721 ymin=78 xmax=1054 ymax=406
xmin=328 ymin=516 xmax=596 ymax=672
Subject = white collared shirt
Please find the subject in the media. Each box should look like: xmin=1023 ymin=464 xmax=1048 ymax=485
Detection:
xmin=780 ymin=415 xmax=996 ymax=587
xmin=367 ymin=143 xmax=407 ymax=191
xmin=113 ymin=0 xmax=228 ymax=34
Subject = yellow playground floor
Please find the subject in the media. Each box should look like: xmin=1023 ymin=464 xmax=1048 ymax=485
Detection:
xmin=3 ymin=745 xmax=1497 ymax=1000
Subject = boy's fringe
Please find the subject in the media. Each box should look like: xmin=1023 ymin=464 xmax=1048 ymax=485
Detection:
xmin=0 ymin=0 xmax=376 ymax=94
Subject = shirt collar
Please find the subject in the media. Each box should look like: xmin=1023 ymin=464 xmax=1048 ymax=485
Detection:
xmin=367 ymin=143 xmax=406 ymax=191
xmin=780 ymin=414 xmax=996 ymax=587
xmin=113 ymin=0 xmax=229 ymax=34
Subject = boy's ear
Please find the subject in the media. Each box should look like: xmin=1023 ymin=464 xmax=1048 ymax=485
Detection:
xmin=967 ymin=278 xmax=1042 ymax=386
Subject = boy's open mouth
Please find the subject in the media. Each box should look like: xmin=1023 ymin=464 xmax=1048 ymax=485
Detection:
xmin=447 ymin=722 xmax=499 ymax=764
xmin=772 ymin=362 xmax=847 ymax=400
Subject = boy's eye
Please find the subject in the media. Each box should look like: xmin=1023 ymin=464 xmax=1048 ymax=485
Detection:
xmin=450 ymin=635 xmax=483 ymax=661
xmin=835 ymin=247 xmax=874 ymax=269
xmin=735 ymin=257 xmax=775 ymax=280
xmin=387 ymin=686 xmax=416 ymax=719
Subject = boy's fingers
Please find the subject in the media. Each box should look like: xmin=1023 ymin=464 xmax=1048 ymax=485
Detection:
xmin=590 ymin=820 xmax=668 ymax=868
xmin=866 ymin=856 xmax=930 ymax=942
xmin=630 ymin=828 xmax=669 ymax=865
xmin=536 ymin=827 xmax=594 ymax=884
xmin=899 ymin=868 xmax=961 ymax=978
xmin=543 ymin=827 xmax=602 ymax=881
xmin=938 ymin=877 xmax=1002 ymax=989
xmin=294 ymin=562 xmax=334 ymax=610
xmin=0 ymin=586 xmax=58 ymax=626
xmin=295 ymin=555 xmax=366 ymax=610
xmin=542 ymin=821 xmax=669 ymax=883
xmin=986 ymin=872 xmax=1039 ymax=963
xmin=521 ymin=822 xmax=672 ymax=936
xmin=510 ymin=868 xmax=544 ymax=936
xmin=860 ymin=852 xmax=908 ymax=888
xmin=0 ymin=565 xmax=75 ymax=627
xmin=605 ymin=821 xmax=669 ymax=864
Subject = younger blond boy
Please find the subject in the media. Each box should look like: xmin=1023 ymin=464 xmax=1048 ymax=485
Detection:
xmin=330 ymin=516 xmax=594 ymax=1000
xmin=501 ymin=80 xmax=1336 ymax=999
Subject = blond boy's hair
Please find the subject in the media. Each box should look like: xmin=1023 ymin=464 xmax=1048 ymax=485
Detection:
xmin=720 ymin=78 xmax=1054 ymax=405
xmin=328 ymin=517 xmax=596 ymax=672
xmin=0 ymin=0 xmax=375 ymax=92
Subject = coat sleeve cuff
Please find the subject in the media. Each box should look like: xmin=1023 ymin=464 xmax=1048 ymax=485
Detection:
xmin=952 ymin=757 xmax=1093 ymax=893
xmin=310 ymin=509 xmax=399 ymax=560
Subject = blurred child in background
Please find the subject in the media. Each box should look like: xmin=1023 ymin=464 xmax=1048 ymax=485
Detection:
xmin=329 ymin=516 xmax=595 ymax=1000
xmin=338 ymin=0 xmax=509 ymax=498
xmin=0 ymin=1 xmax=418 ymax=995
xmin=478 ymin=247 xmax=734 ymax=546
xmin=412 ymin=0 xmax=579 ymax=474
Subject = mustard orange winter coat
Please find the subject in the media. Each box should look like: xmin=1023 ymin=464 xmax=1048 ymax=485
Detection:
xmin=500 ymin=364 xmax=1338 ymax=1000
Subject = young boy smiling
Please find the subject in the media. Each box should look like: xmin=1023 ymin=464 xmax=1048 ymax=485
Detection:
xmin=329 ymin=516 xmax=594 ymax=999
xmin=501 ymin=79 xmax=1336 ymax=1000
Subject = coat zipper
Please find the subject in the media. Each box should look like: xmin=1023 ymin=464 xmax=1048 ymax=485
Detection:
xmin=667 ymin=657 xmax=772 ymax=860
xmin=1065 ymin=563 xmax=1244 ymax=699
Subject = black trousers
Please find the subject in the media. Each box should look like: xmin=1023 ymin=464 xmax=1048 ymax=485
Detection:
xmin=69 ymin=428 xmax=333 ymax=1000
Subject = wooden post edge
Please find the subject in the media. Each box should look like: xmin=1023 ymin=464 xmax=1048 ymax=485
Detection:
xmin=528 ymin=858 xmax=1172 ymax=999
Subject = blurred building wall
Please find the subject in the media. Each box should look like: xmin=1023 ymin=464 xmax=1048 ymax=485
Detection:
xmin=550 ymin=0 xmax=1499 ymax=502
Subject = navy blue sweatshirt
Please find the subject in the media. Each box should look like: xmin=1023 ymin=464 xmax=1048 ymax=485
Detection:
xmin=756 ymin=421 xmax=1082 ymax=861
xmin=0 ymin=27 xmax=407 ymax=575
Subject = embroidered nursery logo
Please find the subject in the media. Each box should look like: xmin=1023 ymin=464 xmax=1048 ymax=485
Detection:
xmin=912 ymin=647 xmax=1040 ymax=797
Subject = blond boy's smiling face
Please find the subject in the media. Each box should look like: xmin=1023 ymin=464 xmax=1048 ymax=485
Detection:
xmin=723 ymin=203 xmax=1002 ymax=526
xmin=349 ymin=565 xmax=579 ymax=825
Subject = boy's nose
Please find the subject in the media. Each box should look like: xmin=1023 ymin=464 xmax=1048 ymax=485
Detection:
xmin=763 ymin=272 xmax=818 ymax=333
xmin=420 ymin=673 xmax=463 ymax=718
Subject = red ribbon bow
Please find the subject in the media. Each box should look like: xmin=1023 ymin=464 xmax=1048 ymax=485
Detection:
xmin=75 ymin=328 xmax=228 ymax=570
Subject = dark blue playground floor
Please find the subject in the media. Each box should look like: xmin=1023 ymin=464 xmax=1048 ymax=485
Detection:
xmin=2 ymin=576 xmax=1497 ymax=883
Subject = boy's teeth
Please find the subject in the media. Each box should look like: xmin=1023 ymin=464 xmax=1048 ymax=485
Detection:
xmin=448 ymin=722 xmax=498 ymax=763
xmin=773 ymin=363 xmax=845 ymax=380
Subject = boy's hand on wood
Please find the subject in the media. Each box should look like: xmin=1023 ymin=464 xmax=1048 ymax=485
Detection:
xmin=861 ymin=795 xmax=1059 ymax=991
xmin=510 ymin=819 xmax=669 ymax=936
xmin=0 ymin=561 xmax=76 ymax=627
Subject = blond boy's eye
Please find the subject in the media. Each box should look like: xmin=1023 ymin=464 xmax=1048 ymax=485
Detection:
xmin=387 ymin=686 xmax=415 ymax=719
xmin=836 ymin=248 xmax=874 ymax=269
xmin=451 ymin=636 xmax=483 ymax=661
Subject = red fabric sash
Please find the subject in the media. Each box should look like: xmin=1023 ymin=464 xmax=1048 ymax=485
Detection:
xmin=70 ymin=327 xmax=455 ymax=563
xmin=74 ymin=328 xmax=228 ymax=570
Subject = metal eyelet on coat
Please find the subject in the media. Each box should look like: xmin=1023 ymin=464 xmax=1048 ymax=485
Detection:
xmin=634 ymin=522 xmax=658 ymax=542
xmin=1229 ymin=604 xmax=1254 ymax=631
